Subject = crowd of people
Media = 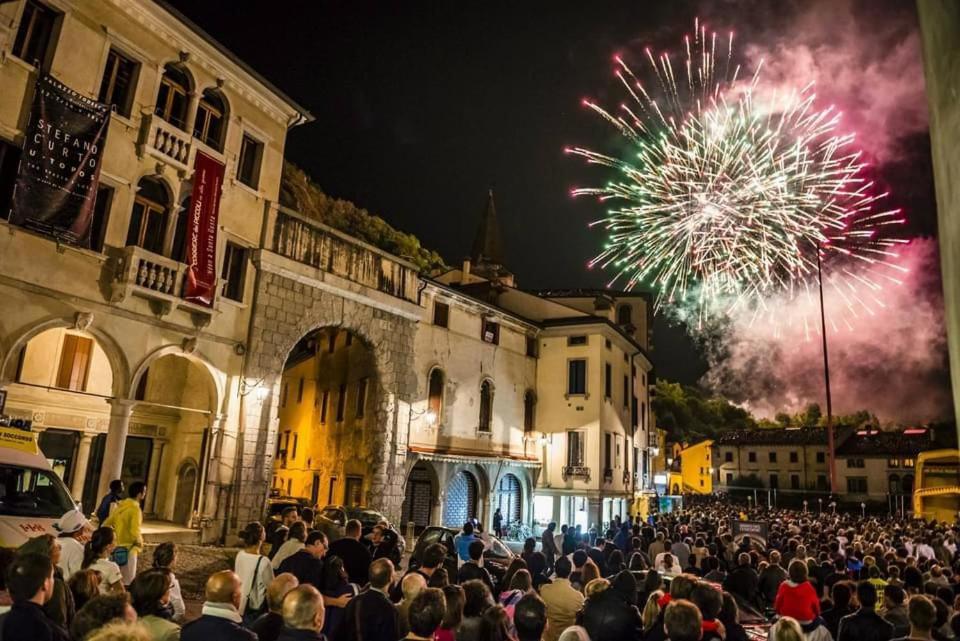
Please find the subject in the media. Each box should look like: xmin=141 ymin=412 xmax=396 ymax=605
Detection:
xmin=1 ymin=483 xmax=959 ymax=641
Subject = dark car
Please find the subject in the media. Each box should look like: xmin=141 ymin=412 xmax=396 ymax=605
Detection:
xmin=409 ymin=526 xmax=515 ymax=582
xmin=265 ymin=495 xmax=313 ymax=522
xmin=314 ymin=505 xmax=405 ymax=560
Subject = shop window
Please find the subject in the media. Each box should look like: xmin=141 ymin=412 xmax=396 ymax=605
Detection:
xmin=155 ymin=64 xmax=191 ymax=130
xmin=126 ymin=177 xmax=169 ymax=255
xmin=193 ymin=89 xmax=228 ymax=151
xmin=344 ymin=476 xmax=363 ymax=507
xmin=568 ymin=359 xmax=586 ymax=395
xmin=56 ymin=334 xmax=92 ymax=392
xmin=427 ymin=369 xmax=444 ymax=423
xmin=98 ymin=48 xmax=139 ymax=117
xmin=726 ymin=472 xmax=733 ymax=485
xmin=12 ymin=0 xmax=59 ymax=71
xmin=433 ymin=301 xmax=449 ymax=327
xmin=237 ymin=133 xmax=263 ymax=188
xmin=478 ymin=380 xmax=492 ymax=432
xmin=220 ymin=242 xmax=248 ymax=302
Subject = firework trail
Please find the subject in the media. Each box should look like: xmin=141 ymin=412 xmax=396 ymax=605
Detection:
xmin=568 ymin=19 xmax=908 ymax=329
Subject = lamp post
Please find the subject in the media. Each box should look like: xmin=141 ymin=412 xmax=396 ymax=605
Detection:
xmin=818 ymin=497 xmax=823 ymax=514
xmin=816 ymin=241 xmax=837 ymax=495
xmin=860 ymin=502 xmax=866 ymax=518
xmin=803 ymin=500 xmax=809 ymax=513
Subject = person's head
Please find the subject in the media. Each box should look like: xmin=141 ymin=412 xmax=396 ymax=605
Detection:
xmin=523 ymin=537 xmax=536 ymax=554
xmin=831 ymin=581 xmax=853 ymax=609
xmin=643 ymin=568 xmax=663 ymax=592
xmin=737 ymin=552 xmax=751 ymax=567
xmin=339 ymin=519 xmax=360 ymax=540
xmin=83 ymin=527 xmax=116 ymax=569
xmin=69 ymin=569 xmax=102 ymax=610
xmin=205 ymin=570 xmax=242 ymax=609
xmin=86 ymin=621 xmax=150 ymax=641
xmin=690 ymin=581 xmax=723 ymax=620
xmin=281 ymin=506 xmax=298 ymax=526
xmin=55 ymin=509 xmax=91 ymax=540
xmin=402 ymin=571 xmax=427 ymax=601
xmin=572 ymin=549 xmax=588 ymax=569
xmin=304 ymin=531 xmax=328 ymax=558
xmin=719 ymin=592 xmax=740 ymax=626
xmin=282 ymin=584 xmax=325 ymax=632
xmin=422 ymin=543 xmax=447 ymax=571
xmin=462 ymin=522 xmax=475 ymax=536
xmin=788 ymin=559 xmax=808 ymax=583
xmin=527 ymin=551 xmax=547 ymax=577
xmin=152 ymin=542 xmax=176 ymax=569
xmin=6 ymin=553 xmax=54 ymax=604
xmin=856 ymin=581 xmax=878 ymax=610
xmin=129 ymin=481 xmax=146 ymax=501
xmin=664 ymin=599 xmax=703 ymax=641
xmin=514 ymin=593 xmax=547 ymax=641
xmin=287 ymin=521 xmax=307 ymax=544
xmin=462 ymin=579 xmax=494 ymax=617
xmin=611 ymin=570 xmax=637 ymax=603
xmin=479 ymin=604 xmax=513 ymax=641
xmin=581 ymin=559 xmax=601 ymax=586
xmin=322 ymin=555 xmax=348 ymax=592
xmin=70 ymin=594 xmax=136 ymax=641
xmin=554 ymin=555 xmax=572 ymax=579
xmin=428 ymin=567 xmax=449 ymax=588
xmin=769 ymin=550 xmax=781 ymax=566
xmin=408 ymin=587 xmax=446 ymax=639
xmin=769 ymin=617 xmax=804 ymax=641
xmin=468 ymin=539 xmax=485 ymax=562
xmin=368 ymin=558 xmax=395 ymax=591
xmin=642 ymin=591 xmax=664 ymax=631
xmin=547 ymin=522 xmax=556 ymax=533
xmin=267 ymin=573 xmax=299 ymax=613
xmin=669 ymin=574 xmax=698 ymax=600
xmin=510 ymin=569 xmax=532 ymax=593
xmin=240 ymin=522 xmax=266 ymax=547
xmin=18 ymin=533 xmax=59 ymax=565
xmin=584 ymin=578 xmax=610 ymax=599
xmin=441 ymin=584 xmax=465 ymax=630
xmin=109 ymin=480 xmax=124 ymax=496
xmin=883 ymin=584 xmax=905 ymax=610
xmin=907 ymin=595 xmax=937 ymax=634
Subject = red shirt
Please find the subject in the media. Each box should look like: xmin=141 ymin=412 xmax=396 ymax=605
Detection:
xmin=774 ymin=580 xmax=821 ymax=622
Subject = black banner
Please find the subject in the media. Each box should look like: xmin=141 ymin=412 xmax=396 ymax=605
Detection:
xmin=729 ymin=519 xmax=769 ymax=545
xmin=11 ymin=73 xmax=110 ymax=246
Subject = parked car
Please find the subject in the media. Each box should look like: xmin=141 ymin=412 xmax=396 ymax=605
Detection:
xmin=409 ymin=525 xmax=516 ymax=582
xmin=314 ymin=504 xmax=405 ymax=562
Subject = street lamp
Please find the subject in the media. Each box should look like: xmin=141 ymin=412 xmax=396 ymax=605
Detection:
xmin=803 ymin=500 xmax=808 ymax=513
xmin=818 ymin=498 xmax=823 ymax=514
xmin=860 ymin=502 xmax=866 ymax=518
xmin=829 ymin=501 xmax=837 ymax=514
xmin=816 ymin=241 xmax=837 ymax=495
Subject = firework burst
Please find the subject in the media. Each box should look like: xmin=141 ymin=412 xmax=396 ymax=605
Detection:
xmin=568 ymin=19 xmax=908 ymax=327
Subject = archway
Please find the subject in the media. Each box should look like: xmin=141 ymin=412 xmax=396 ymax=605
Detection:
xmin=497 ymin=473 xmax=522 ymax=526
xmin=402 ymin=460 xmax=437 ymax=534
xmin=174 ymin=460 xmax=198 ymax=526
xmin=443 ymin=469 xmax=479 ymax=527
xmin=272 ymin=327 xmax=378 ymax=509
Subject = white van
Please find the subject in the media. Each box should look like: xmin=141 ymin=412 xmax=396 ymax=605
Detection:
xmin=0 ymin=424 xmax=80 ymax=547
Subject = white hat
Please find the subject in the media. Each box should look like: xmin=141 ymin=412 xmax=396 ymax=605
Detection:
xmin=54 ymin=508 xmax=91 ymax=534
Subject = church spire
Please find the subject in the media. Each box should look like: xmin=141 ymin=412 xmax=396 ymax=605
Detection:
xmin=470 ymin=188 xmax=507 ymax=268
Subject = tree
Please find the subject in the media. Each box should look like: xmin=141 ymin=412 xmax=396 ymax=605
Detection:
xmin=775 ymin=412 xmax=793 ymax=428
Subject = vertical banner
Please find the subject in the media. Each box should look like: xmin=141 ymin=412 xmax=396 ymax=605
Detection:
xmin=184 ymin=150 xmax=225 ymax=306
xmin=12 ymin=74 xmax=110 ymax=246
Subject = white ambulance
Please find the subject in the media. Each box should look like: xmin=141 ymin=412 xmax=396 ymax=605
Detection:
xmin=0 ymin=421 xmax=81 ymax=548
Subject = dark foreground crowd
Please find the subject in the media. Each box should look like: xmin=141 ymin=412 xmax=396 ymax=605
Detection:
xmin=1 ymin=499 xmax=959 ymax=641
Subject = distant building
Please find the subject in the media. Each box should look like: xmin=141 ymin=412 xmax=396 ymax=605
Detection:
xmin=713 ymin=428 xmax=833 ymax=494
xmin=667 ymin=439 xmax=713 ymax=495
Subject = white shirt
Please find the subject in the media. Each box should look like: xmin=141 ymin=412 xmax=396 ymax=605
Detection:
xmin=168 ymin=572 xmax=186 ymax=622
xmin=915 ymin=543 xmax=935 ymax=561
xmin=271 ymin=539 xmax=304 ymax=570
xmin=235 ymin=550 xmax=274 ymax=614
xmin=58 ymin=536 xmax=85 ymax=581
xmin=89 ymin=557 xmax=124 ymax=592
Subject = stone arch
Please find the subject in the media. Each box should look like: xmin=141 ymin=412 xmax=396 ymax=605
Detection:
xmin=0 ymin=315 xmax=130 ymax=398
xmin=173 ymin=457 xmax=200 ymax=526
xmin=401 ymin=459 xmax=439 ymax=534
xmin=497 ymin=472 xmax=523 ymax=524
xmin=128 ymin=344 xmax=225 ymax=412
xmin=443 ymin=467 xmax=481 ymax=527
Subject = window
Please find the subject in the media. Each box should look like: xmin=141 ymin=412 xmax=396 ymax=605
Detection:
xmin=605 ymin=339 xmax=612 ymax=349
xmin=523 ymin=390 xmax=535 ymax=432
xmin=568 ymin=359 xmax=586 ymax=395
xmin=789 ymin=451 xmax=798 ymax=463
xmin=847 ymin=458 xmax=865 ymax=469
xmin=567 ymin=335 xmax=587 ymax=346
xmin=525 ymin=336 xmax=537 ymax=358
xmin=903 ymin=458 xmax=915 ymax=468
xmin=791 ymin=474 xmax=800 ymax=490
xmin=344 ymin=477 xmax=363 ymax=507
xmin=846 ymin=477 xmax=868 ymax=493
xmin=221 ymin=242 xmax=248 ymax=302
xmin=98 ymin=48 xmax=139 ymax=117
xmin=328 ymin=331 xmax=336 ymax=353
xmin=291 ymin=434 xmax=298 ymax=460
xmin=433 ymin=301 xmax=449 ymax=327
xmin=155 ymin=64 xmax=191 ymax=130
xmin=617 ymin=304 xmax=632 ymax=326
xmin=12 ymin=1 xmax=59 ymax=71
xmin=481 ymin=319 xmax=499 ymax=345
xmin=0 ymin=141 xmax=21 ymax=220
xmin=126 ymin=177 xmax=169 ymax=254
xmin=725 ymin=473 xmax=733 ymax=485
xmin=724 ymin=451 xmax=733 ymax=463
xmin=56 ymin=334 xmax=92 ymax=391
xmin=817 ymin=475 xmax=828 ymax=490
xmin=748 ymin=451 xmax=757 ymax=463
xmin=604 ymin=363 xmax=612 ymax=399
xmin=567 ymin=431 xmax=584 ymax=466
xmin=355 ymin=379 xmax=367 ymax=418
xmin=623 ymin=375 xmax=629 ymax=408
xmin=319 ymin=390 xmax=329 ymax=423
xmin=427 ymin=369 xmax=444 ymax=423
xmin=888 ymin=458 xmax=900 ymax=468
xmin=281 ymin=383 xmax=288 ymax=408
xmin=478 ymin=380 xmax=492 ymax=432
xmin=193 ymin=89 xmax=228 ymax=151
xmin=237 ymin=133 xmax=263 ymax=188
xmin=816 ymin=452 xmax=826 ymax=464
xmin=345 ymin=333 xmax=353 ymax=347
xmin=336 ymin=383 xmax=346 ymax=422
xmin=89 ymin=185 xmax=113 ymax=253
xmin=296 ymin=378 xmax=304 ymax=404
xmin=769 ymin=452 xmax=777 ymax=463
xmin=769 ymin=474 xmax=779 ymax=489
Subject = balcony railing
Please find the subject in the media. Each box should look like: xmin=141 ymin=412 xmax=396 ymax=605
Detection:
xmin=268 ymin=207 xmax=420 ymax=305
xmin=562 ymin=466 xmax=591 ymax=481
xmin=138 ymin=113 xmax=192 ymax=171
xmin=110 ymin=245 xmax=213 ymax=322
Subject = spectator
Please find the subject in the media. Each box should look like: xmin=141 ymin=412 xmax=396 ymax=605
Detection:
xmin=19 ymin=534 xmax=74 ymax=627
xmin=394 ymin=543 xmax=446 ymax=602
xmin=493 ymin=509 xmax=504 ymax=539
xmin=368 ymin=524 xmax=400 ymax=565
xmin=521 ymin=539 xmax=537 ymax=569
xmin=499 ymin=570 xmax=531 ymax=624
xmin=87 ymin=621 xmax=151 ymax=641
xmin=724 ymin=553 xmax=759 ymax=607
xmin=251 ymin=574 xmax=299 ymax=641
xmin=0 ymin=547 xmax=15 ymax=615
xmin=151 ymin=544 xmax=185 ymax=623
xmin=277 ymin=585 xmax=325 ymax=641
xmin=271 ymin=522 xmax=307 ymax=571
xmin=68 ymin=570 xmax=101 ymax=611
xmin=459 ymin=580 xmax=495 ymax=641
xmin=719 ymin=591 xmax=749 ymax=641
xmin=579 ymin=571 xmax=642 ymax=641
xmin=96 ymin=480 xmax=124 ymax=525
xmin=102 ymin=482 xmax=146 ymax=586
xmin=540 ymin=524 xmax=558 ymax=572
xmin=402 ymin=588 xmax=446 ymax=641
xmin=769 ymin=617 xmax=805 ymax=641
xmin=759 ymin=550 xmax=789 ymax=605
xmin=397 ymin=573 xmax=427 ymax=639
xmin=278 ymin=532 xmax=328 ymax=589
xmin=456 ymin=523 xmax=478 ymax=563
xmin=569 ymin=551 xmax=588 ymax=591
xmin=663 ymin=599 xmax=703 ymax=641
xmin=301 ymin=509 xmax=315 ymax=530
xmin=641 ymin=591 xmax=664 ymax=635
xmin=70 ymin=595 xmax=137 ymax=641
xmin=837 ymin=581 xmax=894 ymax=641
xmin=884 ymin=585 xmax=910 ymax=638
xmin=890 ymin=594 xmax=936 ymax=641
xmin=578 ymin=560 xmax=601 ymax=595
xmin=327 ymin=521 xmax=372 ymax=586
xmin=459 ymin=541 xmax=495 ymax=594
xmin=514 ymin=594 xmax=546 ymax=641
xmin=320 ymin=557 xmax=356 ymax=639
xmin=129 ymin=569 xmax=179 ymax=641
xmin=689 ymin=582 xmax=724 ymax=641
xmin=436 ymin=585 xmax=464 ymax=641
xmin=54 ymin=509 xmax=90 ymax=581
xmin=267 ymin=508 xmax=299 ymax=560
xmin=670 ymin=538 xmax=691 ymax=571
xmin=637 ymin=568 xmax=663 ymax=610
xmin=478 ymin=605 xmax=512 ymax=641
xmin=499 ymin=559 xmax=528 ymax=597
xmin=82 ymin=528 xmax=124 ymax=595
xmin=823 ymin=581 xmax=855 ymax=640
xmin=649 ymin=533 xmax=667 ymax=560
xmin=235 ymin=522 xmax=275 ymax=624
xmin=340 ymin=559 xmax=398 ymax=641
xmin=2 ymin=554 xmax=68 ymax=641
xmin=606 ymin=550 xmax=626 ymax=577
xmin=181 ymin=571 xmax=255 ymax=641
xmin=526 ymin=553 xmax=551 ymax=591
xmin=429 ymin=568 xmax=450 ymax=589
xmin=775 ymin=560 xmax=821 ymax=623
xmin=539 ymin=557 xmax=584 ymax=641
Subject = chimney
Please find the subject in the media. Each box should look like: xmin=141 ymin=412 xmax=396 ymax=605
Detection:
xmin=462 ymin=258 xmax=471 ymax=281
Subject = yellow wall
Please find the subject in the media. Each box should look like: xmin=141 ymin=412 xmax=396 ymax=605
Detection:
xmin=679 ymin=440 xmax=713 ymax=494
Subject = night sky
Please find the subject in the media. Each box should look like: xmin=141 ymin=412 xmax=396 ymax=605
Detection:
xmin=165 ymin=1 xmax=941 ymax=398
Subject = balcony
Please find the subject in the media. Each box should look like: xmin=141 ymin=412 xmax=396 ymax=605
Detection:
xmin=138 ymin=113 xmax=192 ymax=173
xmin=109 ymin=245 xmax=213 ymax=324
xmin=562 ymin=466 xmax=591 ymax=481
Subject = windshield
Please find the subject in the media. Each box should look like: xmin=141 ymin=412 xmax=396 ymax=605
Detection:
xmin=486 ymin=536 xmax=512 ymax=558
xmin=0 ymin=464 xmax=75 ymax=517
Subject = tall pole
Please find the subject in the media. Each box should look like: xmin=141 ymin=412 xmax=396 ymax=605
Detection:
xmin=816 ymin=242 xmax=837 ymax=494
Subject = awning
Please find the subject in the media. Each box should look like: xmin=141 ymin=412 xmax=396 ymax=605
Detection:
xmin=412 ymin=450 xmax=541 ymax=469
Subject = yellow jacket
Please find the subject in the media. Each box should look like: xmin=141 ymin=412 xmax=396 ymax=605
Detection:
xmin=103 ymin=498 xmax=144 ymax=551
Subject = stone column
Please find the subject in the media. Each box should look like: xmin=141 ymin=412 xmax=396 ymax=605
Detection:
xmin=71 ymin=432 xmax=95 ymax=499
xmin=198 ymin=413 xmax=227 ymax=522
xmin=184 ymin=91 xmax=202 ymax=139
xmin=97 ymin=399 xmax=135 ymax=500
xmin=145 ymin=440 xmax=166 ymax=515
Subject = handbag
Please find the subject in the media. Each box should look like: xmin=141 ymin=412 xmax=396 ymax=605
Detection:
xmin=112 ymin=546 xmax=129 ymax=567
xmin=244 ymin=556 xmax=269 ymax=618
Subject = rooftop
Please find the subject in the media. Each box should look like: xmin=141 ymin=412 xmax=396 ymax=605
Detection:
xmin=835 ymin=426 xmax=957 ymax=457
xmin=715 ymin=427 xmax=832 ymax=446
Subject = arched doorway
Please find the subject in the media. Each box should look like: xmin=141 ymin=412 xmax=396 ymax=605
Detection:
xmin=402 ymin=461 xmax=436 ymax=534
xmin=174 ymin=461 xmax=198 ymax=526
xmin=889 ymin=474 xmax=901 ymax=494
xmin=497 ymin=473 xmax=522 ymax=525
xmin=902 ymin=474 xmax=915 ymax=494
xmin=443 ymin=470 xmax=479 ymax=527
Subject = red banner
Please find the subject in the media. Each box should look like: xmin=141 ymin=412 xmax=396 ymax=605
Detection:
xmin=184 ymin=151 xmax=224 ymax=306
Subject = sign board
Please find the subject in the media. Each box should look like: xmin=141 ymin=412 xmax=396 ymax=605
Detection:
xmin=729 ymin=519 xmax=769 ymax=545
xmin=183 ymin=151 xmax=225 ymax=306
